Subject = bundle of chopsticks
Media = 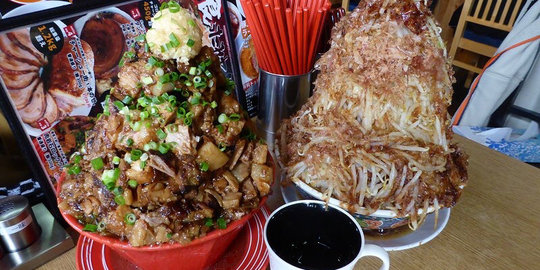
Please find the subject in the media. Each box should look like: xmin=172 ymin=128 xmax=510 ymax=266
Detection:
xmin=240 ymin=0 xmax=331 ymax=75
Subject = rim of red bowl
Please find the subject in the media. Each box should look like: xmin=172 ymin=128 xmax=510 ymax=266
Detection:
xmin=57 ymin=170 xmax=270 ymax=251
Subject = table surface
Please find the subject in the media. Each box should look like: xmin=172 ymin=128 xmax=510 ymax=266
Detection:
xmin=37 ymin=135 xmax=540 ymax=270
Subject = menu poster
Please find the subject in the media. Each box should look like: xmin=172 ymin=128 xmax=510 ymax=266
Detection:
xmin=0 ymin=0 xmax=243 ymax=193
xmin=225 ymin=0 xmax=259 ymax=117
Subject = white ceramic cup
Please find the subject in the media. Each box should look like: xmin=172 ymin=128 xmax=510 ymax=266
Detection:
xmin=264 ymin=200 xmax=390 ymax=270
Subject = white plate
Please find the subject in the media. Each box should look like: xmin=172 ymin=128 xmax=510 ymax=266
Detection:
xmin=280 ymin=179 xmax=451 ymax=251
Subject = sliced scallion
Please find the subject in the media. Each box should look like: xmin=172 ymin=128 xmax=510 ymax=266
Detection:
xmin=199 ymin=162 xmax=209 ymax=172
xmin=91 ymin=157 xmax=104 ymax=170
xmin=157 ymin=129 xmax=167 ymax=140
xmin=128 ymin=180 xmax=138 ymax=188
xmin=83 ymin=224 xmax=97 ymax=232
xmin=131 ymin=149 xmax=143 ymax=161
xmin=125 ymin=213 xmax=136 ymax=225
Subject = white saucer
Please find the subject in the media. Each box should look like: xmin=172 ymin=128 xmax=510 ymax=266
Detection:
xmin=280 ymin=180 xmax=451 ymax=251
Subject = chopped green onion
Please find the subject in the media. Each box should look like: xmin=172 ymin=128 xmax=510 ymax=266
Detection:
xmin=186 ymin=39 xmax=195 ymax=47
xmin=128 ymin=180 xmax=138 ymax=188
xmin=91 ymin=157 xmax=104 ymax=170
xmin=101 ymin=168 xmax=120 ymax=190
xmin=184 ymin=117 xmax=192 ymax=126
xmin=217 ymin=218 xmax=227 ymax=229
xmin=114 ymin=195 xmax=125 ymax=205
xmin=204 ymin=218 xmax=213 ymax=227
xmin=103 ymin=95 xmax=111 ymax=116
xmin=229 ymin=113 xmax=241 ymax=121
xmin=125 ymin=213 xmax=136 ymax=225
xmin=158 ymin=143 xmax=170 ymax=154
xmin=97 ymin=221 xmax=106 ymax=232
xmin=83 ymin=224 xmax=97 ymax=232
xmin=156 ymin=129 xmax=167 ymax=140
xmin=185 ymin=80 xmax=193 ymax=87
xmin=140 ymin=111 xmax=150 ymax=120
xmin=218 ymin=143 xmax=227 ymax=152
xmin=120 ymin=106 xmax=130 ymax=115
xmin=139 ymin=160 xmax=147 ymax=169
xmin=152 ymin=96 xmax=165 ymax=104
xmin=194 ymin=82 xmax=207 ymax=89
xmin=177 ymin=107 xmax=186 ymax=118
xmin=131 ymin=149 xmax=143 ymax=161
xmin=118 ymin=58 xmax=125 ymax=67
xmin=218 ymin=113 xmax=228 ymax=124
xmin=210 ymin=101 xmax=218 ymax=108
xmin=200 ymin=162 xmax=209 ymax=172
xmin=112 ymin=156 xmax=121 ymax=165
xmin=143 ymin=141 xmax=158 ymax=151
xmin=138 ymin=96 xmax=151 ymax=107
xmin=216 ymin=124 xmax=224 ymax=134
xmin=193 ymin=76 xmax=202 ymax=83
xmin=188 ymin=19 xmax=196 ymax=27
xmin=167 ymin=0 xmax=180 ymax=11
xmin=72 ymin=154 xmax=82 ymax=164
xmin=130 ymin=121 xmax=142 ymax=131
xmin=124 ymin=153 xmax=133 ymax=164
xmin=202 ymin=100 xmax=209 ymax=107
xmin=148 ymin=56 xmax=158 ymax=66
xmin=113 ymin=186 xmax=123 ymax=196
xmin=126 ymin=138 xmax=134 ymax=147
xmin=122 ymin=96 xmax=133 ymax=105
xmin=159 ymin=74 xmax=171 ymax=83
xmin=205 ymin=70 xmax=213 ymax=78
xmin=169 ymin=33 xmax=180 ymax=47
xmin=166 ymin=233 xmax=173 ymax=238
xmin=142 ymin=76 xmax=153 ymax=85
xmin=189 ymin=67 xmax=197 ymax=75
xmin=113 ymin=101 xmax=124 ymax=110
xmin=155 ymin=68 xmax=165 ymax=76
xmin=67 ymin=165 xmax=81 ymax=175
xmin=149 ymin=106 xmax=159 ymax=115
xmin=190 ymin=96 xmax=200 ymax=105
xmin=160 ymin=1 xmax=169 ymax=10
xmin=135 ymin=34 xmax=145 ymax=42
xmin=170 ymin=72 xmax=179 ymax=81
xmin=224 ymin=90 xmax=231 ymax=96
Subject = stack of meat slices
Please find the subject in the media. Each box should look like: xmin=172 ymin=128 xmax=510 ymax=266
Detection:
xmin=0 ymin=30 xmax=53 ymax=126
xmin=0 ymin=29 xmax=94 ymax=129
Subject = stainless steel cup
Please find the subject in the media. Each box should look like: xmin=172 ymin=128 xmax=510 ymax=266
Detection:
xmin=257 ymin=70 xmax=311 ymax=134
xmin=0 ymin=196 xmax=41 ymax=252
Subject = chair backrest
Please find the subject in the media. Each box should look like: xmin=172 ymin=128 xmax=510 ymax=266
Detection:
xmin=466 ymin=0 xmax=523 ymax=31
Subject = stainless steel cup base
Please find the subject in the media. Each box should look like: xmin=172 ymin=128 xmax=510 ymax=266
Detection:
xmin=257 ymin=70 xmax=311 ymax=135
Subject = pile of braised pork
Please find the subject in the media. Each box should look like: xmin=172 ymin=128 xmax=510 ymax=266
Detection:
xmin=59 ymin=9 xmax=272 ymax=246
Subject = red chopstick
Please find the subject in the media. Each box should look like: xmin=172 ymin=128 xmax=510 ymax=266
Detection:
xmin=240 ymin=0 xmax=331 ymax=75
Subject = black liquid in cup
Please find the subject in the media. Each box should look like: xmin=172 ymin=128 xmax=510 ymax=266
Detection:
xmin=266 ymin=203 xmax=362 ymax=270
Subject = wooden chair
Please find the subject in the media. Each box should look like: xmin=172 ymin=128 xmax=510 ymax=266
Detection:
xmin=449 ymin=0 xmax=523 ymax=85
xmin=341 ymin=0 xmax=350 ymax=11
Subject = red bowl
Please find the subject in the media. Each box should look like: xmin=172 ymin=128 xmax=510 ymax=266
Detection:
xmin=57 ymin=174 xmax=269 ymax=270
